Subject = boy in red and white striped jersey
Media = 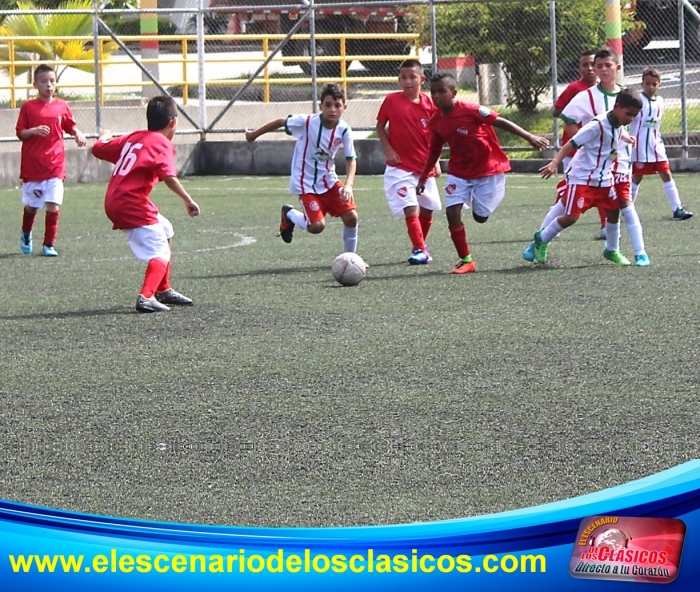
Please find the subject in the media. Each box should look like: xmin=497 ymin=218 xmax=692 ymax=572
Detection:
xmin=529 ymin=89 xmax=643 ymax=265
xmin=630 ymin=68 xmax=692 ymax=220
xmin=246 ymin=83 xmax=359 ymax=254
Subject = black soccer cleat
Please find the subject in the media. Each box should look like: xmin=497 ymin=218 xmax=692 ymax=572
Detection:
xmin=279 ymin=204 xmax=295 ymax=243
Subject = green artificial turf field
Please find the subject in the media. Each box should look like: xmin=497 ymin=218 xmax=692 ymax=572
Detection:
xmin=1 ymin=173 xmax=698 ymax=527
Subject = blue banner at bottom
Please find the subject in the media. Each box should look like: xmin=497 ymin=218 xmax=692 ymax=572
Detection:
xmin=2 ymin=460 xmax=700 ymax=591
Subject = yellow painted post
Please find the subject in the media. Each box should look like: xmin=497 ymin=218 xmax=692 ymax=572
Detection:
xmin=263 ymin=37 xmax=270 ymax=103
xmin=99 ymin=38 xmax=105 ymax=106
xmin=605 ymin=0 xmax=624 ymax=81
xmin=182 ymin=38 xmax=188 ymax=105
xmin=340 ymin=36 xmax=347 ymax=94
xmin=9 ymin=39 xmax=16 ymax=108
xmin=140 ymin=0 xmax=160 ymax=97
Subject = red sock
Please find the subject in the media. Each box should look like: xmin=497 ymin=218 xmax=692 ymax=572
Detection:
xmin=44 ymin=210 xmax=59 ymax=246
xmin=597 ymin=206 xmax=606 ymax=228
xmin=157 ymin=262 xmax=172 ymax=293
xmin=140 ymin=258 xmax=168 ymax=298
xmin=22 ymin=208 xmax=37 ymax=233
xmin=449 ymin=224 xmax=470 ymax=259
xmin=419 ymin=213 xmax=433 ymax=242
xmin=404 ymin=215 xmax=425 ymax=251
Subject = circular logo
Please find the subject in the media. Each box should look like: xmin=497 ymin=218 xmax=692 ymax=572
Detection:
xmin=397 ymin=186 xmax=407 ymax=198
xmin=478 ymin=105 xmax=491 ymax=117
xmin=446 ymin=183 xmax=457 ymax=196
xmin=309 ymin=200 xmax=320 ymax=212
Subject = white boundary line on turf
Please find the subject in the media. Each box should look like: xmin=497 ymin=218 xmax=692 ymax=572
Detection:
xmin=34 ymin=233 xmax=257 ymax=265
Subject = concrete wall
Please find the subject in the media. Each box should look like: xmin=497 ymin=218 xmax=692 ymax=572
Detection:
xmin=1 ymin=139 xmax=699 ymax=186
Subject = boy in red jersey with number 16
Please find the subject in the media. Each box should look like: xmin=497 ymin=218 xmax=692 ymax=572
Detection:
xmin=376 ymin=59 xmax=441 ymax=265
xmin=91 ymin=96 xmax=200 ymax=313
xmin=16 ymin=64 xmax=86 ymax=257
xmin=417 ymin=73 xmax=549 ymax=274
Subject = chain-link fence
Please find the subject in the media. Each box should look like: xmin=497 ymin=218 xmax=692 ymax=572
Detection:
xmin=0 ymin=0 xmax=698 ymax=151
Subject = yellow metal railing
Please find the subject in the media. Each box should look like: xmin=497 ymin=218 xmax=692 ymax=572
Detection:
xmin=0 ymin=33 xmax=421 ymax=108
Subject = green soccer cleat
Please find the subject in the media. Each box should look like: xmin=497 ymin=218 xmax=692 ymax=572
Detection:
xmin=533 ymin=231 xmax=549 ymax=264
xmin=603 ymin=249 xmax=631 ymax=266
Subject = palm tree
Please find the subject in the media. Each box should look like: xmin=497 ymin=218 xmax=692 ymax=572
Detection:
xmin=0 ymin=0 xmax=117 ymax=82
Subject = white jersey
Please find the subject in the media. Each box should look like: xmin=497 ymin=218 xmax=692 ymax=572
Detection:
xmin=561 ymin=85 xmax=630 ymax=175
xmin=285 ymin=113 xmax=356 ymax=195
xmin=565 ymin=113 xmax=623 ymax=188
xmin=630 ymin=93 xmax=667 ymax=163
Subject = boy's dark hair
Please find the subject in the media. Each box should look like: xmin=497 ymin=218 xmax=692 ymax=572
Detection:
xmin=320 ymin=83 xmax=346 ymax=104
xmin=615 ymin=89 xmax=643 ymax=110
xmin=594 ymin=46 xmax=619 ymax=64
xmin=33 ymin=64 xmax=55 ymax=81
xmin=399 ymin=58 xmax=423 ymax=72
xmin=430 ymin=72 xmax=457 ymax=90
xmin=642 ymin=67 xmax=661 ymax=82
xmin=580 ymin=49 xmax=596 ymax=59
xmin=146 ymin=95 xmax=178 ymax=131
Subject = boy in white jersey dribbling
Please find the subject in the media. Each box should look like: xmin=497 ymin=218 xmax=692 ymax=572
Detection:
xmin=524 ymin=46 xmax=650 ymax=267
xmin=528 ymin=90 xmax=642 ymax=265
xmin=246 ymin=83 xmax=359 ymax=254
xmin=630 ymin=67 xmax=693 ymax=220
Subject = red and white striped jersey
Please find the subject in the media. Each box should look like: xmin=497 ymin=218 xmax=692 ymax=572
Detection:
xmin=285 ymin=113 xmax=356 ymax=195
xmin=561 ymin=84 xmax=630 ymax=175
xmin=565 ymin=113 xmax=624 ymax=188
xmin=630 ymin=93 xmax=667 ymax=163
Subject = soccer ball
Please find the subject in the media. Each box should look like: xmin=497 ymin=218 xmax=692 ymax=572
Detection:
xmin=332 ymin=252 xmax=367 ymax=286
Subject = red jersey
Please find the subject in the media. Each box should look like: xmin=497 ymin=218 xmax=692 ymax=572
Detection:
xmin=556 ymin=78 xmax=596 ymax=145
xmin=376 ymin=91 xmax=437 ymax=175
xmin=423 ymin=101 xmax=510 ymax=181
xmin=91 ymin=130 xmax=177 ymax=230
xmin=15 ymin=98 xmax=79 ymax=182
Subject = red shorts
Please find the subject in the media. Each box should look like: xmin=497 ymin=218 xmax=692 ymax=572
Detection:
xmin=613 ymin=175 xmax=631 ymax=202
xmin=563 ymin=184 xmax=618 ymax=217
xmin=300 ymin=182 xmax=356 ymax=224
xmin=633 ymin=161 xmax=671 ymax=175
xmin=555 ymin=179 xmax=567 ymax=203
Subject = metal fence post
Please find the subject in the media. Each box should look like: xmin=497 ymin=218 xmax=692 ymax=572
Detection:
xmin=550 ymin=0 xmax=559 ymax=150
xmin=679 ymin=0 xmax=689 ymax=159
xmin=92 ymin=0 xmax=102 ymax=133
xmin=197 ymin=0 xmax=207 ymax=140
xmin=310 ymin=0 xmax=318 ymax=112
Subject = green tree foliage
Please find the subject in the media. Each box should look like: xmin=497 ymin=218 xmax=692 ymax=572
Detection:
xmin=0 ymin=0 xmax=117 ymax=80
xmin=408 ymin=0 xmax=631 ymax=114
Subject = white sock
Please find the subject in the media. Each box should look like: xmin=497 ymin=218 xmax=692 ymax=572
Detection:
xmin=663 ymin=180 xmax=682 ymax=212
xmin=540 ymin=219 xmax=564 ymax=243
xmin=621 ymin=205 xmax=646 ymax=255
xmin=631 ymin=181 xmax=640 ymax=201
xmin=604 ymin=221 xmax=621 ymax=252
xmin=343 ymin=224 xmax=358 ymax=253
xmin=287 ymin=208 xmax=308 ymax=231
xmin=539 ymin=200 xmax=566 ymax=230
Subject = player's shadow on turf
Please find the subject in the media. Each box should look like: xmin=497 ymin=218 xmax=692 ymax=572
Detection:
xmin=0 ymin=307 xmax=133 ymax=320
xmin=185 ymin=260 xmax=404 ymax=280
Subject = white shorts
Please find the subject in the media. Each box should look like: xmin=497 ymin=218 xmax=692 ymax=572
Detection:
xmin=443 ymin=173 xmax=506 ymax=218
xmin=383 ymin=166 xmax=442 ymax=218
xmin=123 ymin=213 xmax=173 ymax=264
xmin=21 ymin=178 xmax=64 ymax=208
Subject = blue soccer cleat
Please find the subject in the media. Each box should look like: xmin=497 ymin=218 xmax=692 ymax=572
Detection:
xmin=20 ymin=231 xmax=32 ymax=255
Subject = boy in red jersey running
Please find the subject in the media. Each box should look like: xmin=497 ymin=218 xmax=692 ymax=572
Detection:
xmin=92 ymin=96 xmax=200 ymax=313
xmin=417 ymin=73 xmax=549 ymax=274
xmin=16 ymin=64 xmax=86 ymax=257
xmin=376 ymin=59 xmax=441 ymax=265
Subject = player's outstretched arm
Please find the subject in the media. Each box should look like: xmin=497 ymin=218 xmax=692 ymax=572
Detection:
xmin=245 ymin=118 xmax=286 ymax=142
xmin=539 ymin=141 xmax=574 ymax=179
xmin=492 ymin=117 xmax=550 ymax=151
xmin=164 ymin=176 xmax=200 ymax=217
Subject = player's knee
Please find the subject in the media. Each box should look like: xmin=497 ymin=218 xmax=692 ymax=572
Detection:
xmin=307 ymin=221 xmax=325 ymax=234
xmin=472 ymin=212 xmax=489 ymax=224
xmin=341 ymin=211 xmax=358 ymax=228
